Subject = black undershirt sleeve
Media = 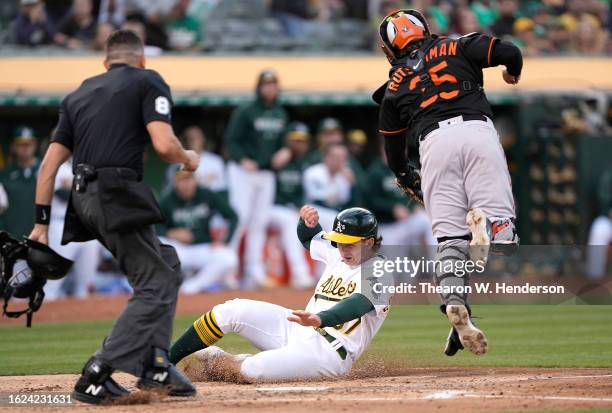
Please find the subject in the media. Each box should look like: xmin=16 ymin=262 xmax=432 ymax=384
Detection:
xmin=490 ymin=40 xmax=523 ymax=77
xmin=383 ymin=134 xmax=409 ymax=177
xmin=297 ymin=218 xmax=323 ymax=250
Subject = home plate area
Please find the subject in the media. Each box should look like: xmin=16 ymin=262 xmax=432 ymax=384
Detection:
xmin=2 ymin=368 xmax=612 ymax=413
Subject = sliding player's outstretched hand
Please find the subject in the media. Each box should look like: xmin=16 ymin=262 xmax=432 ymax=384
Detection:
xmin=287 ymin=310 xmax=321 ymax=327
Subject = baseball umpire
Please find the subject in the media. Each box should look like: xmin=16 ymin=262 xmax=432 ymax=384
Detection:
xmin=375 ymin=10 xmax=521 ymax=356
xmin=28 ymin=30 xmax=199 ymax=404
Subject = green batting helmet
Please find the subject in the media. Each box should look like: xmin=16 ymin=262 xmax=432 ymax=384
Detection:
xmin=323 ymin=207 xmax=378 ymax=246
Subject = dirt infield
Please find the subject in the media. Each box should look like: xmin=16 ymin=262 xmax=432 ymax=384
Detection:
xmin=1 ymin=368 xmax=612 ymax=412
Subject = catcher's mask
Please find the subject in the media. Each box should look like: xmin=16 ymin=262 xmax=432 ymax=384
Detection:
xmin=0 ymin=231 xmax=73 ymax=327
xmin=378 ymin=9 xmax=431 ymax=63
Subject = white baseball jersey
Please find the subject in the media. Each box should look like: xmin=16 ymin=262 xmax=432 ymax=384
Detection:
xmin=304 ymin=231 xmax=390 ymax=362
xmin=51 ymin=161 xmax=74 ymax=221
xmin=194 ymin=151 xmax=227 ymax=192
xmin=164 ymin=151 xmax=227 ymax=193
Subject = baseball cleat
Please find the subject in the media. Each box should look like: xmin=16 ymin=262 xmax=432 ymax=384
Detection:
xmin=182 ymin=346 xmax=251 ymax=383
xmin=137 ymin=347 xmax=196 ymax=396
xmin=446 ymin=304 xmax=488 ymax=355
xmin=443 ymin=327 xmax=464 ymax=356
xmin=467 ymin=208 xmax=490 ymax=263
xmin=467 ymin=208 xmax=490 ymax=246
xmin=72 ymin=357 xmax=129 ymax=405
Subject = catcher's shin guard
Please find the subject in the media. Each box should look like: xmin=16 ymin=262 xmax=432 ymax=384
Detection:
xmin=467 ymin=208 xmax=519 ymax=256
xmin=433 ymin=240 xmax=471 ymax=306
xmin=488 ymin=216 xmax=519 ymax=255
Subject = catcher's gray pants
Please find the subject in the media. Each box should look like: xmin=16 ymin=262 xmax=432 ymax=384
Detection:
xmin=419 ymin=116 xmax=515 ymax=306
xmin=419 ymin=115 xmax=515 ymax=240
xmin=72 ymin=182 xmax=182 ymax=376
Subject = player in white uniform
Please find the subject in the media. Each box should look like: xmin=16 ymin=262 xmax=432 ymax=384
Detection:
xmin=163 ymin=126 xmax=228 ymax=194
xmin=168 ymin=206 xmax=390 ymax=382
xmin=303 ymin=143 xmax=357 ymax=231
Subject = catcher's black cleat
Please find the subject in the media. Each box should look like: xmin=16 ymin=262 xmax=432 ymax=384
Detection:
xmin=72 ymin=357 xmax=129 ymax=405
xmin=444 ymin=327 xmax=464 ymax=356
xmin=137 ymin=347 xmax=196 ymax=396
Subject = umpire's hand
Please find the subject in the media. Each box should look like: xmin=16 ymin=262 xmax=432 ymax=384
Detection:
xmin=28 ymin=224 xmax=49 ymax=245
xmin=183 ymin=150 xmax=200 ymax=172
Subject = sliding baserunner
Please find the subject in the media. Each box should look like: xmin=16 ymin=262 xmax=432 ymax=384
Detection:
xmin=169 ymin=205 xmax=390 ymax=382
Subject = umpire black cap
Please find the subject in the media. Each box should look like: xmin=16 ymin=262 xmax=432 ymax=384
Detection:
xmin=323 ymin=207 xmax=378 ymax=245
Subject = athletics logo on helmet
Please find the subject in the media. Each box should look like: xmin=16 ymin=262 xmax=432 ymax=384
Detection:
xmin=379 ymin=9 xmax=431 ymax=62
xmin=324 ymin=207 xmax=378 ymax=247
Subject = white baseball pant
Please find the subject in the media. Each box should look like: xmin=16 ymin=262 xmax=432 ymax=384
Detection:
xmin=45 ymin=217 xmax=101 ymax=300
xmin=378 ymin=208 xmax=436 ymax=246
xmin=213 ymin=298 xmax=351 ymax=381
xmin=268 ymin=204 xmax=313 ymax=286
xmin=160 ymin=238 xmax=238 ymax=293
xmin=586 ymin=216 xmax=612 ymax=279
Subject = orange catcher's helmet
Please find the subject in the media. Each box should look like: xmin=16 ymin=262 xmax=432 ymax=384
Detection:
xmin=379 ymin=9 xmax=431 ymax=62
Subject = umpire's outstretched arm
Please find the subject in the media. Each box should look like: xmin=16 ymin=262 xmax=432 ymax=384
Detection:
xmin=29 ymin=142 xmax=72 ymax=244
xmin=148 ymin=121 xmax=199 ymax=168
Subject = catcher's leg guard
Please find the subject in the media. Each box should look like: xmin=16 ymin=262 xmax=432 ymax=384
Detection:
xmin=433 ymin=239 xmax=471 ymax=306
xmin=434 ymin=240 xmax=487 ymax=356
xmin=488 ymin=216 xmax=519 ymax=255
xmin=467 ymin=208 xmax=520 ymax=256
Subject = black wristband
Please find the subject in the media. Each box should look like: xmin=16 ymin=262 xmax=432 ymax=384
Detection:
xmin=35 ymin=204 xmax=51 ymax=225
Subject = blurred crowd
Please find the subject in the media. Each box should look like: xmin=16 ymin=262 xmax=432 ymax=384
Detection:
xmin=0 ymin=70 xmax=435 ymax=300
xmin=1 ymin=0 xmax=610 ymax=55
xmin=0 ymin=70 xmax=610 ymax=300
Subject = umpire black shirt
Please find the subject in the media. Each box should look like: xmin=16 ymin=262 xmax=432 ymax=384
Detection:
xmin=52 ymin=64 xmax=173 ymax=176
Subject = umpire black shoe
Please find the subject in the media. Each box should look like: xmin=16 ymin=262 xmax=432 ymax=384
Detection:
xmin=137 ymin=347 xmax=196 ymax=397
xmin=72 ymin=357 xmax=129 ymax=405
xmin=444 ymin=327 xmax=464 ymax=356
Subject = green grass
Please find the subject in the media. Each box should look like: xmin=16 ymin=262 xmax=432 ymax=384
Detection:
xmin=1 ymin=305 xmax=611 ymax=376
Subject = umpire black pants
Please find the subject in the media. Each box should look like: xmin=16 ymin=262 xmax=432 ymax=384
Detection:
xmin=72 ymin=181 xmax=182 ymax=376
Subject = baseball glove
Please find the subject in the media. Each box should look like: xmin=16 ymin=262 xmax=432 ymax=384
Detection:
xmin=396 ymin=165 xmax=424 ymax=205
